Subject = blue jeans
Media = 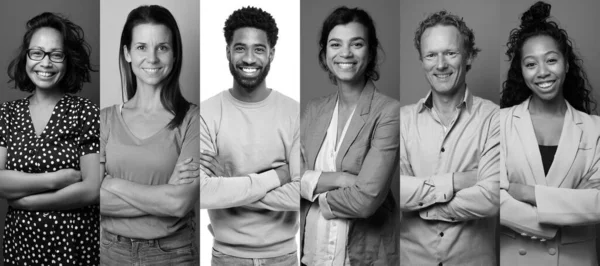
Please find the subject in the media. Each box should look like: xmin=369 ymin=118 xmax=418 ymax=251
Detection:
xmin=100 ymin=228 xmax=198 ymax=266
xmin=212 ymin=248 xmax=298 ymax=266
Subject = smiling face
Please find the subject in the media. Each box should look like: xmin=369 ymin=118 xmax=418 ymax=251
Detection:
xmin=124 ymin=23 xmax=174 ymax=88
xmin=420 ymin=25 xmax=472 ymax=95
xmin=325 ymin=22 xmax=369 ymax=85
xmin=520 ymin=35 xmax=568 ymax=102
xmin=227 ymin=27 xmax=274 ymax=91
xmin=26 ymin=27 xmax=66 ymax=91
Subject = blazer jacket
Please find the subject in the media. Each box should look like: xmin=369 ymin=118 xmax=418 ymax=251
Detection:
xmin=500 ymin=98 xmax=600 ymax=266
xmin=300 ymin=81 xmax=400 ymax=265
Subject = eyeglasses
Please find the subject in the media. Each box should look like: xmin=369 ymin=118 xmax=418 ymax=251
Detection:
xmin=26 ymin=49 xmax=66 ymax=63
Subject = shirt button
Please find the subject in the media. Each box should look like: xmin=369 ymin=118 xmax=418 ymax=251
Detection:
xmin=419 ymin=202 xmax=424 ymax=206
xmin=439 ymin=232 xmax=444 ymax=237
xmin=548 ymin=248 xmax=556 ymax=255
xmin=438 ymin=263 xmax=443 ymax=266
xmin=441 ymin=147 xmax=445 ymax=152
xmin=519 ymin=249 xmax=527 ymax=255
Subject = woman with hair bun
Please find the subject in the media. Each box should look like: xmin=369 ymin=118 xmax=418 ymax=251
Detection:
xmin=499 ymin=1 xmax=600 ymax=265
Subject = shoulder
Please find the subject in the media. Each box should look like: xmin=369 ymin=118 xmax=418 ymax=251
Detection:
xmin=184 ymin=103 xmax=200 ymax=123
xmin=472 ymin=95 xmax=499 ymax=114
xmin=304 ymin=93 xmax=336 ymax=115
xmin=399 ymin=101 xmax=421 ymax=122
xmin=372 ymin=90 xmax=400 ymax=118
xmin=200 ymin=91 xmax=224 ymax=113
xmin=271 ymin=90 xmax=299 ymax=116
xmin=573 ymin=109 xmax=600 ymax=132
xmin=65 ymin=95 xmax=99 ymax=111
xmin=1 ymin=97 xmax=27 ymax=110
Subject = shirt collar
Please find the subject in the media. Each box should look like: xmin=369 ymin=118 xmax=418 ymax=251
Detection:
xmin=418 ymin=86 xmax=473 ymax=114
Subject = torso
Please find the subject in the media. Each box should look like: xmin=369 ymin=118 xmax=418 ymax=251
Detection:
xmin=530 ymin=113 xmax=563 ymax=145
xmin=121 ymin=104 xmax=173 ymax=140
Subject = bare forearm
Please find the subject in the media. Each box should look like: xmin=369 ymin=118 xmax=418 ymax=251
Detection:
xmin=103 ymin=178 xmax=198 ymax=218
xmin=315 ymin=172 xmax=352 ymax=194
xmin=0 ymin=170 xmax=58 ymax=199
xmin=11 ymin=180 xmax=97 ymax=211
xmin=100 ymin=188 xmax=148 ymax=218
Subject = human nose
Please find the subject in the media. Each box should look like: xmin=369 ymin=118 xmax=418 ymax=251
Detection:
xmin=340 ymin=44 xmax=353 ymax=58
xmin=146 ymin=50 xmax=159 ymax=63
xmin=436 ymin=55 xmax=447 ymax=70
xmin=537 ymin=63 xmax=550 ymax=78
xmin=39 ymin=53 xmax=53 ymax=67
xmin=242 ymin=50 xmax=256 ymax=64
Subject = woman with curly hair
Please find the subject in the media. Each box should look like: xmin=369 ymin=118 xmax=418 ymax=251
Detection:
xmin=499 ymin=2 xmax=600 ymax=265
xmin=0 ymin=12 xmax=100 ymax=265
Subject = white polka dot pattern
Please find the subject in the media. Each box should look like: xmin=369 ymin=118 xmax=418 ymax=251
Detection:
xmin=0 ymin=94 xmax=100 ymax=265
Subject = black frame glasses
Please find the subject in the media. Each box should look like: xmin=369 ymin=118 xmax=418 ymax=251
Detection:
xmin=26 ymin=49 xmax=66 ymax=63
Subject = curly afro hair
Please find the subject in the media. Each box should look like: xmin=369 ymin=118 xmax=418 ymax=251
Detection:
xmin=223 ymin=6 xmax=278 ymax=48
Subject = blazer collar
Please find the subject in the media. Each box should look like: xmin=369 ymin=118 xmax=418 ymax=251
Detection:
xmin=512 ymin=97 xmax=583 ymax=186
xmin=334 ymin=81 xmax=375 ymax=168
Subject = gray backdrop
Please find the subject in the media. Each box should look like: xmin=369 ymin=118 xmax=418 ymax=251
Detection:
xmin=399 ymin=0 xmax=501 ymax=106
xmin=0 ymin=1 xmax=100 ymax=264
xmin=301 ymin=0 xmax=401 ymax=205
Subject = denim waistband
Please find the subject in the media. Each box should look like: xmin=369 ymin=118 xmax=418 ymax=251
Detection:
xmin=102 ymin=226 xmax=194 ymax=246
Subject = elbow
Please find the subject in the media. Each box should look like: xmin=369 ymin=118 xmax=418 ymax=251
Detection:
xmin=355 ymin=197 xmax=383 ymax=218
xmin=170 ymin=199 xmax=194 ymax=218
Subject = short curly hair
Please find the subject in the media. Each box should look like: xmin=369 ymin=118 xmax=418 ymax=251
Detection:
xmin=7 ymin=12 xmax=95 ymax=93
xmin=223 ymin=6 xmax=278 ymax=48
xmin=318 ymin=6 xmax=381 ymax=85
xmin=500 ymin=1 xmax=595 ymax=114
xmin=414 ymin=10 xmax=481 ymax=71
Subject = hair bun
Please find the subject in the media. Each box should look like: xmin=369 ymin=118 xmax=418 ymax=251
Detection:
xmin=521 ymin=1 xmax=551 ymax=27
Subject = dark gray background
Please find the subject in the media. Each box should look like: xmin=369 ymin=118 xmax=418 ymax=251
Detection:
xmin=399 ymin=0 xmax=501 ymax=106
xmin=0 ymin=1 xmax=100 ymax=264
xmin=301 ymin=0 xmax=401 ymax=204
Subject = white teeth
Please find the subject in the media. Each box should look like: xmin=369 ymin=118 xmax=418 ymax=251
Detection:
xmin=336 ymin=63 xmax=355 ymax=70
xmin=36 ymin=72 xmax=55 ymax=77
xmin=435 ymin=74 xmax=451 ymax=78
xmin=537 ymin=81 xmax=554 ymax=89
xmin=143 ymin=68 xmax=160 ymax=73
xmin=242 ymin=68 xmax=257 ymax=73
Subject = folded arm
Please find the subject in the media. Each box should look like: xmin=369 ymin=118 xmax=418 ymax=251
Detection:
xmin=321 ymin=106 xmax=400 ymax=219
xmin=8 ymin=154 xmax=101 ymax=211
xmin=419 ymin=112 xmax=500 ymax=222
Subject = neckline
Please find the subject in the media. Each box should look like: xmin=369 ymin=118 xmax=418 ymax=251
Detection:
xmin=25 ymin=94 xmax=67 ymax=139
xmin=115 ymin=104 xmax=170 ymax=142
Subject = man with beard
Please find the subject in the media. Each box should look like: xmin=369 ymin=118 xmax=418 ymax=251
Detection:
xmin=199 ymin=6 xmax=300 ymax=266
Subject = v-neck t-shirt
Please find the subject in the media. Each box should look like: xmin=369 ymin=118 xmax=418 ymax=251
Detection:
xmin=100 ymin=104 xmax=199 ymax=239
xmin=0 ymin=94 xmax=100 ymax=265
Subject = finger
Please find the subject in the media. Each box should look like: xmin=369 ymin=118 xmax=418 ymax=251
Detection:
xmin=179 ymin=171 xmax=200 ymax=179
xmin=530 ymin=236 xmax=538 ymax=240
xmin=540 ymin=238 xmax=546 ymax=242
xmin=200 ymin=154 xmax=216 ymax=164
xmin=180 ymin=163 xmax=200 ymax=172
xmin=200 ymin=164 xmax=216 ymax=177
xmin=177 ymin=178 xmax=195 ymax=185
xmin=520 ymin=233 xmax=528 ymax=237
xmin=199 ymin=159 xmax=217 ymax=172
xmin=201 ymin=150 xmax=218 ymax=157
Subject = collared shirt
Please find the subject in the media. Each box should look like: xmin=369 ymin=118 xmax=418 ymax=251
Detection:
xmin=301 ymin=100 xmax=354 ymax=266
xmin=399 ymin=88 xmax=500 ymax=265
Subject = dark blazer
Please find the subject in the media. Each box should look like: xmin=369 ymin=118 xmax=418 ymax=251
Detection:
xmin=300 ymin=81 xmax=400 ymax=265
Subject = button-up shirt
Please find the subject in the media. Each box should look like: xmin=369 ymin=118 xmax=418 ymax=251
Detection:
xmin=399 ymin=88 xmax=500 ymax=265
xmin=301 ymin=100 xmax=354 ymax=266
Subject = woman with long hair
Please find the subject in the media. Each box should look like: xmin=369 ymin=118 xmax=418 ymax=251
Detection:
xmin=300 ymin=6 xmax=399 ymax=265
xmin=0 ymin=12 xmax=100 ymax=265
xmin=99 ymin=5 xmax=199 ymax=265
xmin=499 ymin=2 xmax=600 ymax=265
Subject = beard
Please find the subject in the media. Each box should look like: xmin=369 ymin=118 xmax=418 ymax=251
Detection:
xmin=229 ymin=61 xmax=271 ymax=92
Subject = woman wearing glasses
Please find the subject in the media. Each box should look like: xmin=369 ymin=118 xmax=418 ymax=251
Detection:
xmin=0 ymin=12 xmax=100 ymax=265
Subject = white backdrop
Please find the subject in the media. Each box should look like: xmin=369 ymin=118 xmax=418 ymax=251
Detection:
xmin=199 ymin=0 xmax=300 ymax=265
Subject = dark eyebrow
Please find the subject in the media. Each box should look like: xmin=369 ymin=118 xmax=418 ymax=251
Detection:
xmin=28 ymin=46 xmax=64 ymax=52
xmin=522 ymin=51 xmax=560 ymax=61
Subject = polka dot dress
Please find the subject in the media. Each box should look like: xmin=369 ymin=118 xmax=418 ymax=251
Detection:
xmin=0 ymin=94 xmax=100 ymax=265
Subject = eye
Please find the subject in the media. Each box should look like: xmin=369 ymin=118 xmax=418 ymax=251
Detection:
xmin=158 ymin=45 xmax=169 ymax=51
xmin=255 ymin=47 xmax=265 ymax=53
xmin=136 ymin=45 xmax=146 ymax=51
xmin=29 ymin=50 xmax=44 ymax=58
xmin=234 ymin=46 xmax=245 ymax=52
xmin=50 ymin=52 xmax=65 ymax=61
xmin=424 ymin=53 xmax=436 ymax=59
xmin=352 ymin=42 xmax=364 ymax=48
xmin=547 ymin=58 xmax=558 ymax=64
xmin=524 ymin=62 xmax=536 ymax=68
xmin=329 ymin=42 xmax=341 ymax=48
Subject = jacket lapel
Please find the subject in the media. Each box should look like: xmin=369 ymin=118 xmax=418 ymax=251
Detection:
xmin=335 ymin=81 xmax=374 ymax=169
xmin=307 ymin=94 xmax=337 ymax=168
xmin=513 ymin=99 xmax=547 ymax=185
xmin=546 ymin=102 xmax=583 ymax=187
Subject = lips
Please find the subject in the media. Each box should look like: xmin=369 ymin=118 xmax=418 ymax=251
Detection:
xmin=433 ymin=72 xmax=453 ymax=81
xmin=142 ymin=67 xmax=162 ymax=74
xmin=237 ymin=66 xmax=261 ymax=77
xmin=335 ymin=62 xmax=356 ymax=70
xmin=35 ymin=71 xmax=57 ymax=79
xmin=535 ymin=80 xmax=555 ymax=89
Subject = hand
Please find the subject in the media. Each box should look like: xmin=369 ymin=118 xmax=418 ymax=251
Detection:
xmin=452 ymin=170 xmax=478 ymax=192
xmin=53 ymin=169 xmax=82 ymax=189
xmin=508 ymin=183 xmax=536 ymax=206
xmin=169 ymin=158 xmax=200 ymax=185
xmin=200 ymin=150 xmax=233 ymax=177
xmin=274 ymin=164 xmax=290 ymax=185
xmin=576 ymin=178 xmax=600 ymax=190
